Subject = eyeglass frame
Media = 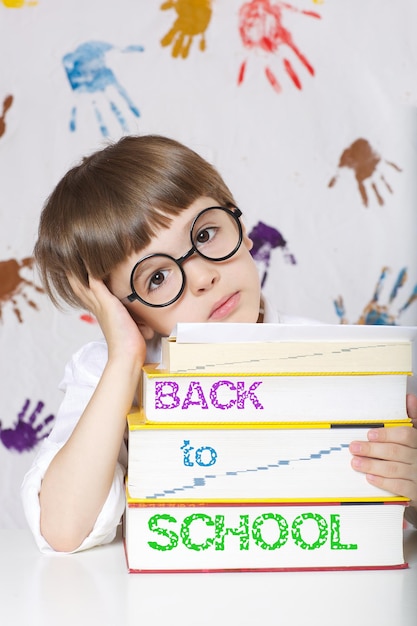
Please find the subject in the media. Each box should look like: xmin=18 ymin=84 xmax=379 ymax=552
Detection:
xmin=124 ymin=206 xmax=243 ymax=308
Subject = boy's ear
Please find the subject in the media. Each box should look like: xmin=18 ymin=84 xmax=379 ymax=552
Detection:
xmin=241 ymin=222 xmax=254 ymax=251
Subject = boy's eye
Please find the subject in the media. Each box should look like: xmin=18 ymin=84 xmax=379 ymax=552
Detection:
xmin=148 ymin=269 xmax=168 ymax=291
xmin=195 ymin=226 xmax=217 ymax=246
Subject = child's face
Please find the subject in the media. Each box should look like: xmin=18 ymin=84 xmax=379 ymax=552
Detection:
xmin=108 ymin=196 xmax=262 ymax=337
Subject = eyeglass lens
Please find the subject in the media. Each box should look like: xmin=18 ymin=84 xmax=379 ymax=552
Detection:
xmin=131 ymin=207 xmax=242 ymax=306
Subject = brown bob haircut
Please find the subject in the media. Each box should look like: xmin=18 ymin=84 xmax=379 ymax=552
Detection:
xmin=35 ymin=135 xmax=236 ymax=308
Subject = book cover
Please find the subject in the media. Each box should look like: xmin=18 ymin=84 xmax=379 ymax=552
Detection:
xmin=124 ymin=497 xmax=408 ymax=573
xmin=141 ymin=365 xmax=410 ymax=423
xmin=126 ymin=410 xmax=411 ymax=502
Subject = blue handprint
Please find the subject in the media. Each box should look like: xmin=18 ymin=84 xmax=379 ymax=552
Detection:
xmin=0 ymin=399 xmax=54 ymax=452
xmin=63 ymin=41 xmax=144 ymax=137
xmin=334 ymin=266 xmax=417 ymax=325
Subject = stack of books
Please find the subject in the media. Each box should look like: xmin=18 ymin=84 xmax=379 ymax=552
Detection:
xmin=123 ymin=323 xmax=415 ymax=573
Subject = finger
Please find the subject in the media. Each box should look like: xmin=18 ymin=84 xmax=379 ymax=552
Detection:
xmin=66 ymin=272 xmax=100 ymax=313
xmin=364 ymin=472 xmax=417 ymax=503
xmin=67 ymin=272 xmax=90 ymax=301
xmin=368 ymin=424 xmax=417 ymax=446
xmin=351 ymin=450 xmax=416 ymax=477
xmin=87 ymin=275 xmax=115 ymax=298
xmin=350 ymin=440 xmax=416 ymax=466
xmin=351 ymin=425 xmax=417 ymax=450
xmin=66 ymin=272 xmax=84 ymax=292
xmin=350 ymin=454 xmax=417 ymax=503
xmin=406 ymin=393 xmax=417 ymax=425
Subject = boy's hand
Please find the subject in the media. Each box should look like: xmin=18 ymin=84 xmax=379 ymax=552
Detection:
xmin=67 ymin=274 xmax=147 ymax=363
xmin=349 ymin=394 xmax=417 ymax=522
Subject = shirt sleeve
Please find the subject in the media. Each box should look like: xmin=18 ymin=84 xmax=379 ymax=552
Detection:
xmin=20 ymin=340 xmax=128 ymax=554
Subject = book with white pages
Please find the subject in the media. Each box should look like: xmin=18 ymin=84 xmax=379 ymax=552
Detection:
xmin=159 ymin=323 xmax=417 ymax=375
xmin=126 ymin=409 xmax=411 ymax=502
xmin=140 ymin=364 xmax=410 ymax=424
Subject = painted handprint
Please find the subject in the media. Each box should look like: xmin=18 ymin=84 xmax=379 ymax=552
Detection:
xmin=237 ymin=0 xmax=321 ymax=93
xmin=80 ymin=312 xmax=97 ymax=324
xmin=63 ymin=41 xmax=144 ymax=138
xmin=335 ymin=267 xmax=417 ymax=325
xmin=160 ymin=0 xmax=213 ymax=58
xmin=0 ymin=94 xmax=13 ymax=138
xmin=328 ymin=139 xmax=402 ymax=208
xmin=0 ymin=256 xmax=44 ymax=323
xmin=1 ymin=0 xmax=37 ymax=6
xmin=249 ymin=221 xmax=296 ymax=287
xmin=0 ymin=399 xmax=54 ymax=453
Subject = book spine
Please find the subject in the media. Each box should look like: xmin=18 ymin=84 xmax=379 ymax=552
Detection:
xmin=141 ymin=371 xmax=409 ymax=423
xmin=126 ymin=422 xmax=411 ymax=501
xmin=124 ymin=500 xmax=407 ymax=572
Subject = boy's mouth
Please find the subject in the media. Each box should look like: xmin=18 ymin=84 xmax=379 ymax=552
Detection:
xmin=209 ymin=292 xmax=240 ymax=321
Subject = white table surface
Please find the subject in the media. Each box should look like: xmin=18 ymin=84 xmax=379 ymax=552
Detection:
xmin=1 ymin=528 xmax=416 ymax=626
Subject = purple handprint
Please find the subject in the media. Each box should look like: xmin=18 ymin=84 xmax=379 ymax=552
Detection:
xmin=63 ymin=41 xmax=144 ymax=137
xmin=0 ymin=399 xmax=54 ymax=452
xmin=249 ymin=221 xmax=296 ymax=287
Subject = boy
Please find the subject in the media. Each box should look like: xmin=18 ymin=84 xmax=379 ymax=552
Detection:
xmin=22 ymin=135 xmax=417 ymax=553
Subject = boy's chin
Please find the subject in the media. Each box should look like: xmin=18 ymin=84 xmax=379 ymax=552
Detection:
xmin=221 ymin=309 xmax=261 ymax=325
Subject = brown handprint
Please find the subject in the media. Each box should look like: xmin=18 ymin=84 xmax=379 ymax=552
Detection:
xmin=160 ymin=0 xmax=213 ymax=58
xmin=328 ymin=138 xmax=402 ymax=208
xmin=0 ymin=256 xmax=44 ymax=323
xmin=0 ymin=94 xmax=13 ymax=138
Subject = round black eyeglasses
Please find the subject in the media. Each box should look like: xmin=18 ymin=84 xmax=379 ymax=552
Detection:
xmin=124 ymin=206 xmax=243 ymax=308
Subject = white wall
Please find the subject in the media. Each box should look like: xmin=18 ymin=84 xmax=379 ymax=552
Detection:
xmin=0 ymin=0 xmax=416 ymax=527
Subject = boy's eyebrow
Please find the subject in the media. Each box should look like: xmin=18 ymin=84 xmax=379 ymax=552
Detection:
xmin=143 ymin=205 xmax=225 ymax=259
xmin=184 ymin=205 xmax=224 ymax=230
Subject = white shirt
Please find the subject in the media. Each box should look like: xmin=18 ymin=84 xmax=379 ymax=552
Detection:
xmin=19 ymin=302 xmax=325 ymax=553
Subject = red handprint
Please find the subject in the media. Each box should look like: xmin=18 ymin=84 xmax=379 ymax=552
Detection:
xmin=238 ymin=0 xmax=321 ymax=93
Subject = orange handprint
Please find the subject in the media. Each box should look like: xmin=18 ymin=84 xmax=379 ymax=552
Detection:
xmin=1 ymin=0 xmax=37 ymax=7
xmin=160 ymin=0 xmax=213 ymax=59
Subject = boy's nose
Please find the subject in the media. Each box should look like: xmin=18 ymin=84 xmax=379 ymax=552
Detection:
xmin=184 ymin=257 xmax=220 ymax=294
